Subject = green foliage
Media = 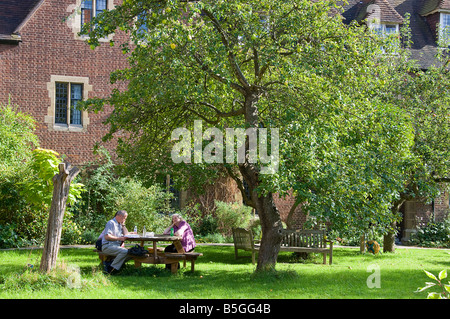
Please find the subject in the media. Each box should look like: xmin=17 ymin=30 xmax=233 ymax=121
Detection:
xmin=0 ymin=99 xmax=39 ymax=179
xmin=75 ymin=148 xmax=173 ymax=236
xmin=114 ymin=178 xmax=173 ymax=233
xmin=0 ymin=120 xmax=85 ymax=247
xmin=0 ymin=224 xmax=30 ymax=249
xmin=19 ymin=148 xmax=85 ymax=208
xmin=408 ymin=218 xmax=450 ymax=248
xmin=77 ymin=0 xmax=423 ymax=243
xmin=197 ymin=214 xmax=219 ymax=236
xmin=416 ymin=270 xmax=450 ymax=299
xmin=214 ymin=201 xmax=254 ymax=237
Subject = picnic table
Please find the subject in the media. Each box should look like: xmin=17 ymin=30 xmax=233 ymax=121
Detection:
xmin=95 ymin=234 xmax=202 ymax=273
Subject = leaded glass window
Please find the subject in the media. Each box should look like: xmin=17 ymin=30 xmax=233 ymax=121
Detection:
xmin=81 ymin=0 xmax=107 ymax=29
xmin=70 ymin=84 xmax=83 ymax=125
xmin=55 ymin=82 xmax=83 ymax=126
xmin=55 ymin=83 xmax=68 ymax=124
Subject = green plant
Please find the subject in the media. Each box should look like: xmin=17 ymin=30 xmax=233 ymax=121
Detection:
xmin=0 ymin=224 xmax=30 ymax=249
xmin=80 ymin=229 xmax=99 ymax=245
xmin=416 ymin=270 xmax=450 ymax=299
xmin=198 ymin=214 xmax=218 ymax=236
xmin=409 ymin=218 xmax=450 ymax=248
xmin=19 ymin=148 xmax=85 ymax=207
xmin=0 ymin=99 xmax=39 ymax=178
xmin=214 ymin=201 xmax=253 ymax=237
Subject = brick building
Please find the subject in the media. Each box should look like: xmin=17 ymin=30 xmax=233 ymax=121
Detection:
xmin=0 ymin=0 xmax=128 ymax=164
xmin=1 ymin=0 xmax=448 ymax=241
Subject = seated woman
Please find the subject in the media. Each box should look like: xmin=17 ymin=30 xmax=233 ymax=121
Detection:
xmin=163 ymin=214 xmax=196 ymax=269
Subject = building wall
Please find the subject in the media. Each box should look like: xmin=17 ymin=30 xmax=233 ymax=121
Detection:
xmin=402 ymin=189 xmax=449 ymax=242
xmin=273 ymin=191 xmax=306 ymax=229
xmin=425 ymin=12 xmax=440 ymax=41
xmin=0 ymin=0 xmax=128 ymax=165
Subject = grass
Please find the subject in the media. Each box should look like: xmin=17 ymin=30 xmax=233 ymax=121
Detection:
xmin=0 ymin=244 xmax=449 ymax=299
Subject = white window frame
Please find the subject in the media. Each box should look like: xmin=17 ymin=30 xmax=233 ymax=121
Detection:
xmin=370 ymin=23 xmax=399 ymax=37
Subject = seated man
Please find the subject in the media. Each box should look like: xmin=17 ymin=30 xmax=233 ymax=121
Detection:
xmin=101 ymin=210 xmax=131 ymax=274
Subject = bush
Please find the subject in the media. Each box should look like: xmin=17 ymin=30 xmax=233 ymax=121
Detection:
xmin=198 ymin=215 xmax=219 ymax=236
xmin=80 ymin=229 xmax=99 ymax=245
xmin=0 ymin=99 xmax=39 ymax=178
xmin=409 ymin=218 xmax=450 ymax=248
xmin=74 ymin=149 xmax=174 ymax=238
xmin=0 ymin=224 xmax=30 ymax=249
xmin=214 ymin=201 xmax=254 ymax=237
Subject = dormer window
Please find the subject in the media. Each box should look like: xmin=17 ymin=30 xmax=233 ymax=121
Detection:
xmin=370 ymin=23 xmax=399 ymax=37
xmin=439 ymin=13 xmax=450 ymax=45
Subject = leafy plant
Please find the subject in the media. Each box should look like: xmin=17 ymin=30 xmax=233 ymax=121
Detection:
xmin=19 ymin=148 xmax=85 ymax=207
xmin=416 ymin=269 xmax=450 ymax=299
xmin=0 ymin=224 xmax=30 ymax=249
xmin=0 ymin=99 xmax=39 ymax=179
xmin=214 ymin=201 xmax=253 ymax=237
xmin=409 ymin=218 xmax=450 ymax=248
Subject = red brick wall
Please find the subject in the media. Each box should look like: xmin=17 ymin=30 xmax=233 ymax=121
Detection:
xmin=433 ymin=188 xmax=449 ymax=222
xmin=273 ymin=191 xmax=306 ymax=229
xmin=0 ymin=0 xmax=128 ymax=165
xmin=426 ymin=12 xmax=440 ymax=41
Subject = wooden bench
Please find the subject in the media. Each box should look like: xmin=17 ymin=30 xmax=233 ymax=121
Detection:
xmin=280 ymin=229 xmax=333 ymax=265
xmin=232 ymin=228 xmax=333 ymax=265
xmin=232 ymin=227 xmax=260 ymax=265
xmin=94 ymin=246 xmax=203 ymax=273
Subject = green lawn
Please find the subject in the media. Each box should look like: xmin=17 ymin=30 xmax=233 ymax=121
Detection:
xmin=0 ymin=244 xmax=448 ymax=299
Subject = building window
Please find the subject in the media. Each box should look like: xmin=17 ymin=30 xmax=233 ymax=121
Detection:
xmin=55 ymin=83 xmax=83 ymax=126
xmin=369 ymin=23 xmax=400 ymax=54
xmin=439 ymin=13 xmax=450 ymax=46
xmin=81 ymin=0 xmax=107 ymax=28
xmin=371 ymin=23 xmax=399 ymax=37
xmin=46 ymin=75 xmax=92 ymax=132
xmin=65 ymin=0 xmax=114 ymax=41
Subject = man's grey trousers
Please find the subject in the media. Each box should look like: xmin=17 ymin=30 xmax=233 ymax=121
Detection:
xmin=101 ymin=244 xmax=130 ymax=270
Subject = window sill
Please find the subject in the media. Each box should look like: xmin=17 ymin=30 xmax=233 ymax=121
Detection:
xmin=53 ymin=124 xmax=86 ymax=132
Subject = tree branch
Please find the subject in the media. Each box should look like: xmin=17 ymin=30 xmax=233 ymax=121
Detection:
xmin=202 ymin=9 xmax=250 ymax=90
xmin=225 ymin=165 xmax=255 ymax=208
xmin=191 ymin=52 xmax=245 ymax=94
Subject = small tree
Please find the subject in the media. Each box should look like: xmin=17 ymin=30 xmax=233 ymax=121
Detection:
xmin=40 ymin=162 xmax=81 ymax=273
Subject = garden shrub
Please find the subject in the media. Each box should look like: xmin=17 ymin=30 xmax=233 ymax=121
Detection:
xmin=214 ymin=200 xmax=254 ymax=237
xmin=408 ymin=217 xmax=450 ymax=248
xmin=74 ymin=148 xmax=173 ymax=239
xmin=0 ymin=224 xmax=30 ymax=249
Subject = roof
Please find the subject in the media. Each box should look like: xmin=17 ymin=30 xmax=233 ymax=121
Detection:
xmin=419 ymin=0 xmax=450 ymax=15
xmin=355 ymin=0 xmax=405 ymax=23
xmin=0 ymin=0 xmax=43 ymax=42
xmin=341 ymin=0 xmax=441 ymax=69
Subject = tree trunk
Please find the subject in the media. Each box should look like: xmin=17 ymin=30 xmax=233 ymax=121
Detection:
xmin=360 ymin=234 xmax=365 ymax=254
xmin=40 ymin=162 xmax=80 ymax=273
xmin=383 ymin=198 xmax=406 ymax=253
xmin=239 ymin=89 xmax=283 ymax=272
xmin=255 ymin=193 xmax=283 ymax=272
xmin=383 ymin=222 xmax=396 ymax=253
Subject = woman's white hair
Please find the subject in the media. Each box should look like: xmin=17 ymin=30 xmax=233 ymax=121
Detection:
xmin=171 ymin=213 xmax=184 ymax=220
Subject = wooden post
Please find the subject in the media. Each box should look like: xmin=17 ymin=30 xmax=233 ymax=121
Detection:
xmin=39 ymin=162 xmax=80 ymax=273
